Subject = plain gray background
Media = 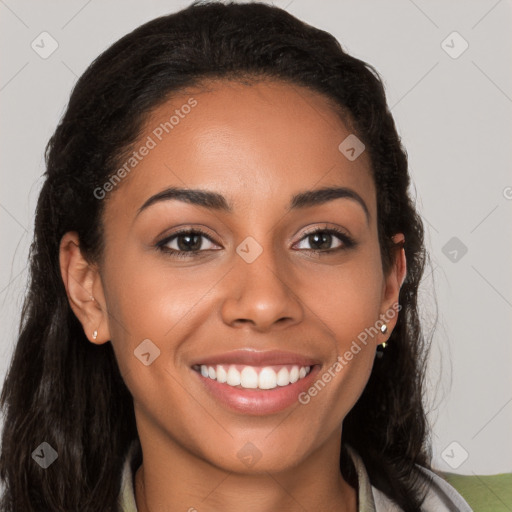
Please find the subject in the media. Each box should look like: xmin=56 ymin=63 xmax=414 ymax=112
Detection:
xmin=1 ymin=0 xmax=511 ymax=475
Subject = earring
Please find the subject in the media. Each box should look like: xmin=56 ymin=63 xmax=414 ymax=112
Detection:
xmin=92 ymin=330 xmax=98 ymax=340
xmin=379 ymin=323 xmax=388 ymax=350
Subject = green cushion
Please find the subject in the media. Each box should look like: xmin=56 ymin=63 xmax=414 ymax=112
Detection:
xmin=440 ymin=472 xmax=512 ymax=511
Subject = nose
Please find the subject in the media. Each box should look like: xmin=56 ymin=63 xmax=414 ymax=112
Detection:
xmin=220 ymin=243 xmax=304 ymax=332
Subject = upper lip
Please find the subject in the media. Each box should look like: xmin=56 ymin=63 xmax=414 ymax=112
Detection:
xmin=191 ymin=349 xmax=320 ymax=368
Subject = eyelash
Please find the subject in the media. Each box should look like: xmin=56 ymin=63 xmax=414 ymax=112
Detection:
xmin=156 ymin=226 xmax=356 ymax=259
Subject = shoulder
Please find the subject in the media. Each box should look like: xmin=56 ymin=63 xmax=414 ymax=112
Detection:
xmin=346 ymin=445 xmax=473 ymax=511
xmin=369 ymin=465 xmax=473 ymax=512
xmin=413 ymin=466 xmax=473 ymax=511
xmin=372 ymin=466 xmax=473 ymax=512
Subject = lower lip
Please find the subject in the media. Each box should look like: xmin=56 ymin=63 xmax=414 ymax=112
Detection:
xmin=193 ymin=365 xmax=321 ymax=415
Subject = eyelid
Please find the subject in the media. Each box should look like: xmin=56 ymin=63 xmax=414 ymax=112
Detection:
xmin=156 ymin=226 xmax=220 ymax=249
xmin=294 ymin=223 xmax=352 ymax=240
xmin=156 ymin=224 xmax=218 ymax=242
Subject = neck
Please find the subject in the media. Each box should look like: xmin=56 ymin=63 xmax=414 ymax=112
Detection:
xmin=133 ymin=431 xmax=357 ymax=512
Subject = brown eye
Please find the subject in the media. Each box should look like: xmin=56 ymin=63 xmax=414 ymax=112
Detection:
xmin=294 ymin=228 xmax=356 ymax=253
xmin=157 ymin=229 xmax=220 ymax=258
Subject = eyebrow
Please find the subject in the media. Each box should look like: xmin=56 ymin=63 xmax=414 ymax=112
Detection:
xmin=137 ymin=186 xmax=370 ymax=224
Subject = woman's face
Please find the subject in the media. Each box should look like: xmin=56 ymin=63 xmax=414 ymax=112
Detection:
xmin=62 ymin=79 xmax=405 ymax=475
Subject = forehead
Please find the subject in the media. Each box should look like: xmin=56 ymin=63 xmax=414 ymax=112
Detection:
xmin=104 ymin=79 xmax=375 ymax=222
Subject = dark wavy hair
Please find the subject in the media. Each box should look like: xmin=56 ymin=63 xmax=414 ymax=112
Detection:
xmin=0 ymin=2 xmax=433 ymax=510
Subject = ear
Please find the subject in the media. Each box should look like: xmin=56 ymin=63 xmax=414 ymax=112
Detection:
xmin=378 ymin=232 xmax=407 ymax=344
xmin=59 ymin=231 xmax=111 ymax=344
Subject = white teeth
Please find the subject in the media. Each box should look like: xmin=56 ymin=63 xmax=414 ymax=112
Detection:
xmin=289 ymin=366 xmax=299 ymax=383
xmin=276 ymin=367 xmax=290 ymax=386
xmin=197 ymin=364 xmax=312 ymax=390
xmin=216 ymin=364 xmax=227 ymax=383
xmin=226 ymin=365 xmax=241 ymax=386
xmin=258 ymin=367 xmax=277 ymax=390
xmin=240 ymin=367 xmax=259 ymax=388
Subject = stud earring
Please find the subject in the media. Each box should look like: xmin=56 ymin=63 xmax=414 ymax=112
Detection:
xmin=92 ymin=330 xmax=98 ymax=340
xmin=379 ymin=323 xmax=388 ymax=350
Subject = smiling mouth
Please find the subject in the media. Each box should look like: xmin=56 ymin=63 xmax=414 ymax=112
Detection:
xmin=192 ymin=364 xmax=313 ymax=390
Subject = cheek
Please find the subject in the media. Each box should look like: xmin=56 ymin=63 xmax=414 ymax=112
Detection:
xmin=103 ymin=244 xmax=209 ymax=329
xmin=101 ymin=250 xmax=219 ymax=380
xmin=300 ymin=253 xmax=384 ymax=344
xmin=295 ymin=251 xmax=383 ymax=409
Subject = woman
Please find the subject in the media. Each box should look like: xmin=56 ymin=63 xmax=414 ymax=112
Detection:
xmin=0 ymin=2 xmax=472 ymax=511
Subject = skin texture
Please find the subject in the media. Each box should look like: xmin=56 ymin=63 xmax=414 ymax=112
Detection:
xmin=59 ymin=80 xmax=406 ymax=512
